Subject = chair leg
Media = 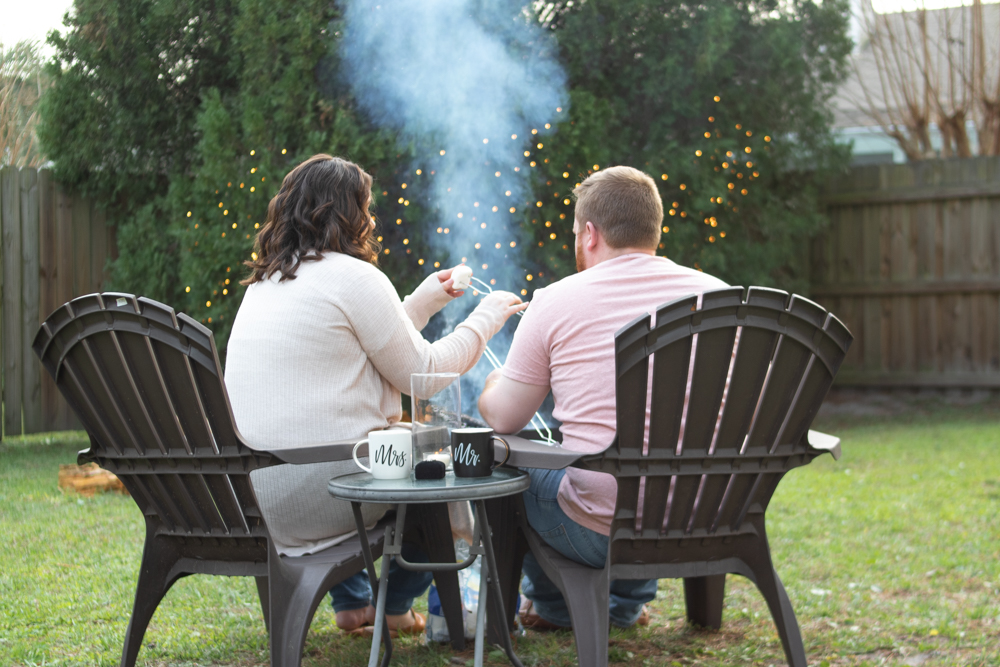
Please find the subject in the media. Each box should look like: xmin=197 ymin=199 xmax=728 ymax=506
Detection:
xmin=521 ymin=526 xmax=611 ymax=667
xmin=562 ymin=567 xmax=611 ymax=667
xmin=743 ymin=547 xmax=807 ymax=667
xmin=255 ymin=576 xmax=270 ymax=633
xmin=406 ymin=503 xmax=466 ymax=650
xmin=120 ymin=537 xmax=184 ymax=667
xmin=683 ymin=575 xmax=726 ymax=629
xmin=265 ymin=541 xmax=344 ymax=667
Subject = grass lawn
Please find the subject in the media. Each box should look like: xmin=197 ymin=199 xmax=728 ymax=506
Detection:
xmin=1 ymin=403 xmax=998 ymax=667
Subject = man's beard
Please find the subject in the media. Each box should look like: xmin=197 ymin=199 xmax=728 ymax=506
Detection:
xmin=575 ymin=235 xmax=587 ymax=272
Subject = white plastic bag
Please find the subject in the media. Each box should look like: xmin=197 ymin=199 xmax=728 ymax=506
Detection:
xmin=425 ymin=539 xmax=480 ymax=642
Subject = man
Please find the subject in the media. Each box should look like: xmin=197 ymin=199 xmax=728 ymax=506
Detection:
xmin=478 ymin=165 xmax=727 ymax=629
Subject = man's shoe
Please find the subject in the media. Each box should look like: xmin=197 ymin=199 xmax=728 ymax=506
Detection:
xmin=634 ymin=605 xmax=650 ymax=627
xmin=518 ymin=598 xmax=571 ymax=632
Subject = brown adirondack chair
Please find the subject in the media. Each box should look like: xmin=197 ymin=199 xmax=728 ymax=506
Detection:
xmin=32 ymin=293 xmax=466 ymax=667
xmin=517 ymin=286 xmax=853 ymax=667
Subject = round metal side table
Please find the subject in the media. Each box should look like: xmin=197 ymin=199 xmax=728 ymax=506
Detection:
xmin=329 ymin=468 xmax=530 ymax=667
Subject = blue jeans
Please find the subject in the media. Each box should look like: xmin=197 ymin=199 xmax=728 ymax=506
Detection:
xmin=330 ymin=543 xmax=433 ymax=616
xmin=521 ymin=467 xmax=658 ymax=628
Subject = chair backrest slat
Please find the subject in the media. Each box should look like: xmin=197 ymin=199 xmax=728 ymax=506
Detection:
xmin=108 ymin=330 xmax=189 ymax=454
xmin=204 ymin=473 xmax=253 ymax=534
xmin=614 ymin=314 xmax=651 ymax=458
xmin=150 ymin=339 xmax=217 ymax=454
xmin=713 ymin=327 xmax=779 ymax=453
xmin=681 ymin=327 xmax=737 ymax=454
xmin=639 ymin=477 xmax=670 ymax=533
xmin=149 ymin=474 xmax=194 ymax=533
xmin=79 ymin=337 xmax=148 ymax=455
xmin=59 ymin=355 xmax=126 ymax=456
xmin=664 ymin=475 xmax=700 ymax=533
xmin=106 ymin=330 xmax=170 ymax=455
xmin=33 ymin=293 xmax=272 ymax=541
xmin=676 ymin=289 xmax=743 ymax=456
xmin=173 ymin=474 xmax=218 ymax=534
xmin=127 ymin=474 xmax=174 ymax=528
xmin=646 ymin=296 xmax=697 ymax=456
xmin=687 ymin=474 xmax=731 ymax=533
xmin=743 ymin=335 xmax=814 ymax=452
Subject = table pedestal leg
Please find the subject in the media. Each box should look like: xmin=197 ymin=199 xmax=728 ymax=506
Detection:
xmin=475 ymin=500 xmax=525 ymax=667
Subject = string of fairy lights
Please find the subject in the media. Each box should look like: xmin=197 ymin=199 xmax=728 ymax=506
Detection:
xmin=185 ymin=97 xmax=772 ymax=325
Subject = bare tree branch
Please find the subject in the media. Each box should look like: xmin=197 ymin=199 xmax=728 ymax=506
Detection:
xmin=849 ymin=0 xmax=999 ymax=159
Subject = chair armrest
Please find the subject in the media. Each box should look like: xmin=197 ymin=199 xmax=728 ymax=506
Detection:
xmin=497 ymin=433 xmax=585 ymax=470
xmin=806 ymin=429 xmax=841 ymax=461
xmin=264 ymin=424 xmax=414 ymax=464
xmin=269 ymin=439 xmax=363 ymax=465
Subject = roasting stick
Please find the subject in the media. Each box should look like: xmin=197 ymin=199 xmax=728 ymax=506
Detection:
xmin=469 ymin=276 xmax=556 ymax=446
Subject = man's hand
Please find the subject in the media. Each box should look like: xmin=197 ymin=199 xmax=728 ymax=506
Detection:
xmin=478 ymin=369 xmax=549 ymax=435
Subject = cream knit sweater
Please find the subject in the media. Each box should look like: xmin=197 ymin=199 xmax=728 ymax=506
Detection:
xmin=225 ymin=252 xmax=500 ymax=556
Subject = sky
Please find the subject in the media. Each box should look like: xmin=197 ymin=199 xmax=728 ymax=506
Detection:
xmin=1 ymin=0 xmax=74 ymax=53
xmin=2 ymin=0 xmax=995 ymax=54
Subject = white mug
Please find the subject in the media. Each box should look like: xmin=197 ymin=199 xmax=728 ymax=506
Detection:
xmin=352 ymin=429 xmax=412 ymax=479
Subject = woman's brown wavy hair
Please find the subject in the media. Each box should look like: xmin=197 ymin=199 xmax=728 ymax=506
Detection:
xmin=242 ymin=154 xmax=380 ymax=285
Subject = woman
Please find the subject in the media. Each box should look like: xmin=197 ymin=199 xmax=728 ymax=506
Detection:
xmin=224 ymin=154 xmax=525 ymax=634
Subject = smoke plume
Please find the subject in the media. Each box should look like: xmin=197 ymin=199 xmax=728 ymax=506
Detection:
xmin=339 ymin=0 xmax=568 ymax=418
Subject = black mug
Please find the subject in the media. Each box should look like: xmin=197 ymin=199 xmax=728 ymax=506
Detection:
xmin=451 ymin=428 xmax=510 ymax=478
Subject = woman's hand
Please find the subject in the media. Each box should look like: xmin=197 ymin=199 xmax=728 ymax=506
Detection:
xmin=435 ymin=265 xmax=467 ymax=298
xmin=403 ymin=266 xmax=465 ymax=331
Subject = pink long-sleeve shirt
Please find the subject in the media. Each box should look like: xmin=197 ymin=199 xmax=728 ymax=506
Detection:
xmin=503 ymin=253 xmax=727 ymax=535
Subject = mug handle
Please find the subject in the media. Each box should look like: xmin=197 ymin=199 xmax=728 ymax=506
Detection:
xmin=353 ymin=439 xmax=372 ymax=473
xmin=491 ymin=436 xmax=510 ymax=469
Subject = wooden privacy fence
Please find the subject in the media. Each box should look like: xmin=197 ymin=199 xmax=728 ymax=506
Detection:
xmin=810 ymin=156 xmax=1000 ymax=388
xmin=0 ymin=166 xmax=116 ymax=437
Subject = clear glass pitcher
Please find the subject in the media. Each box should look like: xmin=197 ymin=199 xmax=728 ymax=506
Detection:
xmin=410 ymin=372 xmax=461 ymax=468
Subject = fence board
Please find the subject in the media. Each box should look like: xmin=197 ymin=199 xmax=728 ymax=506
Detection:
xmin=2 ymin=167 xmax=24 ymax=436
xmin=815 ymin=156 xmax=1000 ymax=388
xmin=20 ymin=169 xmax=41 ymax=433
xmin=38 ymin=169 xmax=61 ymax=431
xmin=56 ymin=191 xmax=82 ymax=432
xmin=56 ymin=190 xmax=74 ymax=310
xmin=91 ymin=206 xmax=107 ymax=289
xmin=72 ymin=197 xmax=91 ymax=300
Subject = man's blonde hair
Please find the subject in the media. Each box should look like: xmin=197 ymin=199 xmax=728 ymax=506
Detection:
xmin=572 ymin=166 xmax=663 ymax=249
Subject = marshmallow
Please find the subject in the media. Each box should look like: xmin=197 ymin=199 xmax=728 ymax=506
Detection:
xmin=452 ymin=265 xmax=473 ymax=290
